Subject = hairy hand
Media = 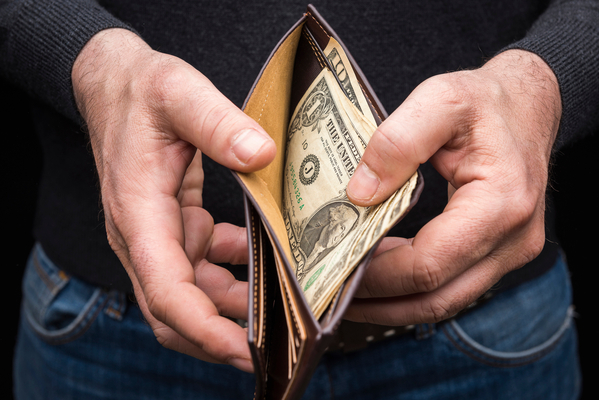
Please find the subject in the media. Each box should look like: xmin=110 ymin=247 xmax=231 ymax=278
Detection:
xmin=72 ymin=28 xmax=276 ymax=371
xmin=345 ymin=50 xmax=561 ymax=325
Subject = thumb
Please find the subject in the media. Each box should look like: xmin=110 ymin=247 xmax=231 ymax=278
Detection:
xmin=346 ymin=75 xmax=463 ymax=206
xmin=157 ymin=61 xmax=276 ymax=173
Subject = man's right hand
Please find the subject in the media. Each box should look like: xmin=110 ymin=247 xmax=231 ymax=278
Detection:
xmin=72 ymin=28 xmax=276 ymax=372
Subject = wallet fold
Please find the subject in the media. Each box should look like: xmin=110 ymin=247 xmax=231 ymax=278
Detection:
xmin=232 ymin=5 xmax=424 ymax=400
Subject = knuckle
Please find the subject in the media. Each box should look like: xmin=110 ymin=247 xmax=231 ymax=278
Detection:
xmin=152 ymin=325 xmax=193 ymax=355
xmin=129 ymin=251 xmax=168 ymax=320
xmin=530 ymin=229 xmax=546 ymax=256
xmin=509 ymin=191 xmax=538 ymax=225
xmin=361 ymin=275 xmax=386 ymax=298
xmin=521 ymin=227 xmax=546 ymax=265
xmin=197 ymin=101 xmax=239 ymax=137
xmin=374 ymin=123 xmax=414 ymax=163
xmin=501 ymin=190 xmax=543 ymax=242
xmin=229 ymin=254 xmax=245 ymax=266
xmin=146 ymin=59 xmax=189 ymax=107
xmin=421 ymin=72 xmax=488 ymax=122
xmin=213 ymin=280 xmax=237 ymax=315
xmin=103 ymin=204 xmax=133 ymax=258
xmin=359 ymin=308 xmax=382 ymax=325
xmin=410 ymin=258 xmax=445 ymax=293
xmin=420 ymin=297 xmax=455 ymax=323
xmin=105 ymin=229 xmax=128 ymax=259
xmin=153 ymin=325 xmax=174 ymax=348
xmin=423 ymin=73 xmax=470 ymax=108
xmin=144 ymin=287 xmax=164 ymax=321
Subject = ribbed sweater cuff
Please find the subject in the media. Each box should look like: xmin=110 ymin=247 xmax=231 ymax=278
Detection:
xmin=503 ymin=5 xmax=599 ymax=149
xmin=3 ymin=0 xmax=133 ymax=123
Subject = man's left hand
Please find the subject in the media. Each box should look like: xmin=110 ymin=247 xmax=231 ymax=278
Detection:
xmin=345 ymin=50 xmax=561 ymax=325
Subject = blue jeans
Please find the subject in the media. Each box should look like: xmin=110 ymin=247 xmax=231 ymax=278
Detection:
xmin=14 ymin=243 xmax=581 ymax=399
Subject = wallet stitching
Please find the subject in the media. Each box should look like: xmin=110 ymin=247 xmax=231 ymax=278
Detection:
xmin=254 ymin=212 xmax=269 ymax=354
xmin=302 ymin=29 xmax=326 ymax=69
xmin=260 ymin=247 xmax=267 ymax=351
xmin=256 ymin=78 xmax=274 ymax=124
xmin=251 ymin=211 xmax=259 ymax=344
xmin=282 ymin=278 xmax=301 ymax=349
xmin=306 ymin=12 xmax=330 ymax=40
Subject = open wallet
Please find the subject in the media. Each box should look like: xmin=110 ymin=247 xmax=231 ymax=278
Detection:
xmin=231 ymin=5 xmax=424 ymax=400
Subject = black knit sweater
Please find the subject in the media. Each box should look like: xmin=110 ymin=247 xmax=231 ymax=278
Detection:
xmin=1 ymin=0 xmax=598 ymax=292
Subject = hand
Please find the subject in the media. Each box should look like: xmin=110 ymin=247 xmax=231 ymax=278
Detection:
xmin=344 ymin=50 xmax=561 ymax=325
xmin=72 ymin=28 xmax=276 ymax=371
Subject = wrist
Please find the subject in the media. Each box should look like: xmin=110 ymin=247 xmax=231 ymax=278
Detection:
xmin=72 ymin=28 xmax=152 ymax=122
xmin=480 ymin=49 xmax=562 ymax=161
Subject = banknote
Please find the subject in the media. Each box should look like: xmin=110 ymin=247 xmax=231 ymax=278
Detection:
xmin=323 ymin=38 xmax=377 ymax=126
xmin=307 ymin=173 xmax=418 ymax=317
xmin=283 ymin=68 xmax=371 ymax=283
xmin=282 ymin=40 xmax=417 ymax=318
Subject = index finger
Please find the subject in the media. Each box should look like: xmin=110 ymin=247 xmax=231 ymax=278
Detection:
xmin=120 ymin=195 xmax=252 ymax=369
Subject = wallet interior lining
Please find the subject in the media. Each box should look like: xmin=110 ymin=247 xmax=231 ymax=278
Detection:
xmin=238 ymin=22 xmax=306 ymax=264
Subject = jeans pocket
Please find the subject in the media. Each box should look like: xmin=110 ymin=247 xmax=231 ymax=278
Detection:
xmin=441 ymin=255 xmax=575 ymax=367
xmin=21 ymin=243 xmax=107 ymax=345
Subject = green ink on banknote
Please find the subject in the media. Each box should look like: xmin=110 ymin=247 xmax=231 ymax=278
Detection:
xmin=289 ymin=162 xmax=305 ymax=209
xmin=304 ymin=264 xmax=326 ymax=292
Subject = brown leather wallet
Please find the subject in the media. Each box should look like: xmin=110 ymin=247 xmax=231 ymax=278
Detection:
xmin=231 ymin=5 xmax=424 ymax=400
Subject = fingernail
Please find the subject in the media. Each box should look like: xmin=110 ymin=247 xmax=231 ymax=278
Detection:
xmin=231 ymin=129 xmax=271 ymax=165
xmin=228 ymin=357 xmax=254 ymax=373
xmin=348 ymin=163 xmax=380 ymax=201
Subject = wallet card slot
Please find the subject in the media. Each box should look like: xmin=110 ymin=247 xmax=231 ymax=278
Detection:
xmin=302 ymin=28 xmax=327 ymax=70
xmin=289 ymin=26 xmax=351 ymax=117
xmin=304 ymin=10 xmax=331 ymax=50
xmin=259 ymin=224 xmax=280 ymax=400
xmin=288 ymin=26 xmax=326 ymax=117
xmin=272 ymin=248 xmax=302 ymax=378
xmin=269 ymin=235 xmax=305 ymax=333
xmin=306 ymin=7 xmax=386 ymax=124
xmin=246 ymin=200 xmax=268 ymax=386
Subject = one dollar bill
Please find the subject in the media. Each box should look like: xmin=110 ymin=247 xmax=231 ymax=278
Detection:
xmin=282 ymin=38 xmax=416 ymax=319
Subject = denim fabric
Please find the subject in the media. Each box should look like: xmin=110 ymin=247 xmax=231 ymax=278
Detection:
xmin=14 ymin=243 xmax=580 ymax=400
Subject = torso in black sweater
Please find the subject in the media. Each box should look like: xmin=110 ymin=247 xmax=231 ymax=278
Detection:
xmin=11 ymin=0 xmax=596 ymax=291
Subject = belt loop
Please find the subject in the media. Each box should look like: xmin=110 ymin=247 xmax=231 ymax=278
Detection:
xmin=415 ymin=323 xmax=436 ymax=340
xmin=103 ymin=291 xmax=127 ymax=321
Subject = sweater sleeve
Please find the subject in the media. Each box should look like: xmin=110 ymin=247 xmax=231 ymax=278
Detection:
xmin=503 ymin=0 xmax=599 ymax=149
xmin=0 ymin=0 xmax=134 ymax=123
